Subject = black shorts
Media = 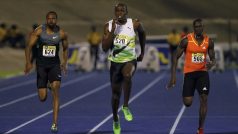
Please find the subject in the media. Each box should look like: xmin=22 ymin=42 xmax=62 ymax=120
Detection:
xmin=36 ymin=64 xmax=61 ymax=89
xmin=110 ymin=60 xmax=137 ymax=84
xmin=183 ymin=71 xmax=210 ymax=97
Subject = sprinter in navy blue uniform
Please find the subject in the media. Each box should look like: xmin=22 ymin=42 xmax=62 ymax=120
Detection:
xmin=25 ymin=11 xmax=68 ymax=133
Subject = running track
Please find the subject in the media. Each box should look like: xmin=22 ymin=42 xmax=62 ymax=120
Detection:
xmin=0 ymin=70 xmax=238 ymax=134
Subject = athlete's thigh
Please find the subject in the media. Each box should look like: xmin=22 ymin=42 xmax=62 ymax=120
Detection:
xmin=183 ymin=72 xmax=196 ymax=97
xmin=36 ymin=65 xmax=48 ymax=88
xmin=122 ymin=60 xmax=137 ymax=76
xmin=110 ymin=61 xmax=123 ymax=84
xmin=48 ymin=64 xmax=61 ymax=83
xmin=195 ymin=71 xmax=210 ymax=95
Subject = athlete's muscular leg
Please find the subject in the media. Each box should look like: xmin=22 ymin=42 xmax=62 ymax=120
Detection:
xmin=183 ymin=96 xmax=193 ymax=107
xmin=199 ymin=94 xmax=208 ymax=129
xmin=37 ymin=66 xmax=48 ymax=102
xmin=111 ymin=82 xmax=122 ymax=122
xmin=38 ymin=88 xmax=47 ymax=102
xmin=122 ymin=62 xmax=135 ymax=107
xmin=51 ymin=81 xmax=61 ymax=125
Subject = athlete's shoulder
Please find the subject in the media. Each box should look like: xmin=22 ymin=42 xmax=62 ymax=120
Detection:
xmin=179 ymin=37 xmax=188 ymax=48
xmin=59 ymin=28 xmax=65 ymax=33
xmin=202 ymin=33 xmax=212 ymax=44
xmin=33 ymin=25 xmax=43 ymax=36
xmin=185 ymin=32 xmax=194 ymax=40
xmin=59 ymin=29 xmax=67 ymax=39
xmin=132 ymin=18 xmax=142 ymax=30
xmin=181 ymin=37 xmax=188 ymax=42
xmin=55 ymin=25 xmax=60 ymax=32
xmin=187 ymin=32 xmax=193 ymax=37
xmin=132 ymin=18 xmax=141 ymax=24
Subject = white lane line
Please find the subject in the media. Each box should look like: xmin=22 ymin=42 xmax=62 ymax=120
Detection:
xmin=0 ymin=79 xmax=35 ymax=93
xmin=4 ymin=82 xmax=110 ymax=134
xmin=169 ymin=105 xmax=186 ymax=134
xmin=0 ymin=74 xmax=95 ymax=108
xmin=233 ymin=70 xmax=238 ymax=88
xmin=0 ymin=93 xmax=37 ymax=108
xmin=87 ymin=72 xmax=166 ymax=134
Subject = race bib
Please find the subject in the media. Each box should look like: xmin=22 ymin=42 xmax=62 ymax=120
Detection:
xmin=42 ymin=45 xmax=56 ymax=57
xmin=114 ymin=37 xmax=128 ymax=46
xmin=192 ymin=53 xmax=205 ymax=63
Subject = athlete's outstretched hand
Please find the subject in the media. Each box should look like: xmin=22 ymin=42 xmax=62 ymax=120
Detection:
xmin=166 ymin=77 xmax=176 ymax=90
xmin=24 ymin=62 xmax=33 ymax=75
xmin=61 ymin=62 xmax=67 ymax=75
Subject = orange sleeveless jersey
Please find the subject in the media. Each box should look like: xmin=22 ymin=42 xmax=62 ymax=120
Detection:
xmin=183 ymin=33 xmax=209 ymax=74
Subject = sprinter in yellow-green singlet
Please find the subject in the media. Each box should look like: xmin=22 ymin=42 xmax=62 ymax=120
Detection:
xmin=102 ymin=3 xmax=146 ymax=134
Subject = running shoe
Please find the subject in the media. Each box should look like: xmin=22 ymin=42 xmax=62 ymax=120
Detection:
xmin=113 ymin=120 xmax=121 ymax=134
xmin=197 ymin=128 xmax=204 ymax=134
xmin=122 ymin=106 xmax=133 ymax=121
xmin=51 ymin=123 xmax=58 ymax=133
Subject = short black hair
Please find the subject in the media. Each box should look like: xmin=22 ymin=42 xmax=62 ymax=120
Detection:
xmin=115 ymin=3 xmax=128 ymax=13
xmin=46 ymin=11 xmax=58 ymax=19
xmin=193 ymin=18 xmax=203 ymax=26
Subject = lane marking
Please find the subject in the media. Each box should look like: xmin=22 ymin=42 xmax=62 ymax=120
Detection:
xmin=4 ymin=82 xmax=110 ymax=134
xmin=0 ymin=74 xmax=95 ymax=108
xmin=88 ymin=72 xmax=166 ymax=134
xmin=0 ymin=79 xmax=35 ymax=93
xmin=169 ymin=105 xmax=186 ymax=134
xmin=233 ymin=70 xmax=238 ymax=88
xmin=0 ymin=73 xmax=96 ymax=93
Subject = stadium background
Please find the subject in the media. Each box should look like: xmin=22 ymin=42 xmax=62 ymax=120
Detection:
xmin=0 ymin=0 xmax=238 ymax=76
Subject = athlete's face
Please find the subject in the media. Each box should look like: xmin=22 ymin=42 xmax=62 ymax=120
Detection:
xmin=193 ymin=21 xmax=203 ymax=36
xmin=115 ymin=5 xmax=127 ymax=22
xmin=46 ymin=14 xmax=57 ymax=28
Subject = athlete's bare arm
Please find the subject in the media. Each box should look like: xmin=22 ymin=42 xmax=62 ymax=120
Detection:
xmin=166 ymin=38 xmax=188 ymax=89
xmin=60 ymin=29 xmax=68 ymax=75
xmin=102 ymin=20 xmax=116 ymax=52
xmin=206 ymin=39 xmax=216 ymax=70
xmin=133 ymin=19 xmax=146 ymax=62
xmin=24 ymin=26 xmax=42 ymax=74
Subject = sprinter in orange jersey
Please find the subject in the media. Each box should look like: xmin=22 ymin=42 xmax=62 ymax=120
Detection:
xmin=166 ymin=18 xmax=216 ymax=134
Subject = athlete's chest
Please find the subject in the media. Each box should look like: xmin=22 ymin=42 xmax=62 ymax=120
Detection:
xmin=186 ymin=42 xmax=208 ymax=53
xmin=186 ymin=43 xmax=208 ymax=63
xmin=40 ymin=32 xmax=61 ymax=45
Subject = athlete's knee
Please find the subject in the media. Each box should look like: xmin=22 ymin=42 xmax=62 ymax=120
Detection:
xmin=184 ymin=102 xmax=192 ymax=107
xmin=183 ymin=97 xmax=193 ymax=107
xmin=123 ymin=73 xmax=132 ymax=82
xmin=51 ymin=82 xmax=60 ymax=89
xmin=39 ymin=97 xmax=47 ymax=102
xmin=50 ymin=82 xmax=61 ymax=94
xmin=38 ymin=88 xmax=47 ymax=102
xmin=39 ymin=93 xmax=47 ymax=102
